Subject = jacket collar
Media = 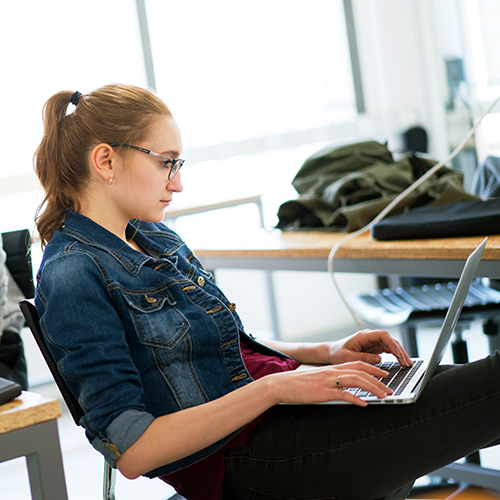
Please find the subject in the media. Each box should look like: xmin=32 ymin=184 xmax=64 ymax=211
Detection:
xmin=61 ymin=210 xmax=182 ymax=274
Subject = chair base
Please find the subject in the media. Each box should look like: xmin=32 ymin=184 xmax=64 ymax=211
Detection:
xmin=104 ymin=462 xmax=186 ymax=500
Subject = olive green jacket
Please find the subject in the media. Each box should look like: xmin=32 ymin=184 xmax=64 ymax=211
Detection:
xmin=277 ymin=141 xmax=479 ymax=231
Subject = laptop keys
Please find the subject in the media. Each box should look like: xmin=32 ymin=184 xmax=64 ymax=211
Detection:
xmin=345 ymin=360 xmax=423 ymax=398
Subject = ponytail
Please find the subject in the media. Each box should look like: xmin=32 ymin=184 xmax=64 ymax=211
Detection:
xmin=34 ymin=91 xmax=85 ymax=248
xmin=33 ymin=84 xmax=171 ymax=247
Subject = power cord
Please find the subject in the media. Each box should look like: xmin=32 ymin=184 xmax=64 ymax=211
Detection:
xmin=327 ymin=95 xmax=500 ymax=330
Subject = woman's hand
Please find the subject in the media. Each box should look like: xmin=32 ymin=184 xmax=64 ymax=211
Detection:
xmin=268 ymin=361 xmax=392 ymax=407
xmin=259 ymin=329 xmax=412 ymax=368
xmin=327 ymin=329 xmax=412 ymax=367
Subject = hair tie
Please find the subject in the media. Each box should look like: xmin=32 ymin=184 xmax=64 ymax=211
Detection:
xmin=70 ymin=91 xmax=82 ymax=106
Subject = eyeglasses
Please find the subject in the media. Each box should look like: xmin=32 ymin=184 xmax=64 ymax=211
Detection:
xmin=109 ymin=143 xmax=185 ymax=180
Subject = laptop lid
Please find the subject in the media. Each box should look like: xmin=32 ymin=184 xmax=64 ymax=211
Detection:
xmin=362 ymin=236 xmax=488 ymax=404
xmin=411 ymin=236 xmax=488 ymax=401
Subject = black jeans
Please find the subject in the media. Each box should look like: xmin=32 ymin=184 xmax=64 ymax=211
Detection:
xmin=223 ymin=353 xmax=500 ymax=500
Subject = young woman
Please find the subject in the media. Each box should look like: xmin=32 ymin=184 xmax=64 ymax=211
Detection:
xmin=33 ymin=84 xmax=500 ymax=500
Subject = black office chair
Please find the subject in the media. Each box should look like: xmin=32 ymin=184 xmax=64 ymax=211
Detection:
xmin=2 ymin=229 xmax=35 ymax=300
xmin=1 ymin=229 xmax=34 ymax=390
xmin=19 ymin=299 xmax=185 ymax=500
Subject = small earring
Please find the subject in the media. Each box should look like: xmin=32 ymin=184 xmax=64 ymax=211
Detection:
xmin=106 ymin=177 xmax=114 ymax=186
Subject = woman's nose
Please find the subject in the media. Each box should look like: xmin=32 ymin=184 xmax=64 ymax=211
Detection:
xmin=167 ymin=172 xmax=183 ymax=193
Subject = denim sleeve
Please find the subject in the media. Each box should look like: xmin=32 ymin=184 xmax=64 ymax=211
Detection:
xmin=36 ymin=251 xmax=155 ymax=465
xmin=92 ymin=410 xmax=155 ymax=467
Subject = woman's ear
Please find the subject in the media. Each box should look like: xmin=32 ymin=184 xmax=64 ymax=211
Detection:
xmin=90 ymin=143 xmax=116 ymax=183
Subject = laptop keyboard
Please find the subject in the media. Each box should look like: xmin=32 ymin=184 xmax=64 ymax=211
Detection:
xmin=346 ymin=360 xmax=424 ymax=398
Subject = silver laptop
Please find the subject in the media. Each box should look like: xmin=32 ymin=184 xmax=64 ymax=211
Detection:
xmin=296 ymin=237 xmax=488 ymax=405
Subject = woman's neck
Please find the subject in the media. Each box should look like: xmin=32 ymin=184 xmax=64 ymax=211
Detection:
xmin=126 ymin=238 xmax=149 ymax=255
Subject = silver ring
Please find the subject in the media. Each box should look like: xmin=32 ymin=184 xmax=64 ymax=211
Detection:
xmin=336 ymin=375 xmax=342 ymax=388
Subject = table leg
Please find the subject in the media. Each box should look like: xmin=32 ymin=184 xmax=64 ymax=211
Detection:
xmin=0 ymin=419 xmax=68 ymax=500
xmin=265 ymin=270 xmax=281 ymax=340
xmin=400 ymin=325 xmax=419 ymax=357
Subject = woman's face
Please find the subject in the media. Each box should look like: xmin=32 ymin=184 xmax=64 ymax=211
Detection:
xmin=113 ymin=115 xmax=184 ymax=224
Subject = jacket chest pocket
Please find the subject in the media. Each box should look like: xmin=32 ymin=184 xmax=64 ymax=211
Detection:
xmin=120 ymin=290 xmax=208 ymax=408
xmin=121 ymin=291 xmax=190 ymax=348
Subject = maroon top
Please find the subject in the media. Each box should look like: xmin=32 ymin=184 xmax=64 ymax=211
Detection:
xmin=160 ymin=341 xmax=300 ymax=499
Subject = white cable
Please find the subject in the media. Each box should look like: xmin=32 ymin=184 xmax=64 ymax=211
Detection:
xmin=442 ymin=483 xmax=468 ymax=500
xmin=327 ymin=95 xmax=500 ymax=330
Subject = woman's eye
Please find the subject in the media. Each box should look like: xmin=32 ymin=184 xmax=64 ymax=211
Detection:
xmin=161 ymin=160 xmax=173 ymax=169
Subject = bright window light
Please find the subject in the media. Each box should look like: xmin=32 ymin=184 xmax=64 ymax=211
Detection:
xmin=0 ymin=0 xmax=146 ymax=231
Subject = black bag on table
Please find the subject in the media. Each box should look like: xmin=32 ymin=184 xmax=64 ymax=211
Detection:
xmin=371 ymin=198 xmax=500 ymax=240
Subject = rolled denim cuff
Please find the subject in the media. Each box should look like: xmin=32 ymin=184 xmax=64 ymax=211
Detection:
xmin=91 ymin=409 xmax=155 ymax=468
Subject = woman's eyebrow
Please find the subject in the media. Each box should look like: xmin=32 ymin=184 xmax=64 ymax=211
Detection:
xmin=160 ymin=150 xmax=181 ymax=157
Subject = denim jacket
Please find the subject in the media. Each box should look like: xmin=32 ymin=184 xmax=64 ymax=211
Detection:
xmin=35 ymin=210 xmax=285 ymax=477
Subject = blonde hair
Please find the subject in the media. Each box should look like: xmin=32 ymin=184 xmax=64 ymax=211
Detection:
xmin=33 ymin=84 xmax=171 ymax=247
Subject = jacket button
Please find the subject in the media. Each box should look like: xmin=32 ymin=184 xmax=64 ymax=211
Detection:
xmin=145 ymin=294 xmax=157 ymax=304
xmin=197 ymin=276 xmax=205 ymax=287
xmin=228 ymin=303 xmax=237 ymax=312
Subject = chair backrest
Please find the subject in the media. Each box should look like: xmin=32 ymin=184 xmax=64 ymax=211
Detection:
xmin=1 ymin=229 xmax=35 ymax=299
xmin=19 ymin=299 xmax=125 ymax=500
xmin=19 ymin=299 xmax=181 ymax=500
xmin=19 ymin=298 xmax=84 ymax=426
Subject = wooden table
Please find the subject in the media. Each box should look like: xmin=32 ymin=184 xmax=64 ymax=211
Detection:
xmin=193 ymin=230 xmax=500 ymax=278
xmin=0 ymin=391 xmax=68 ymax=500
